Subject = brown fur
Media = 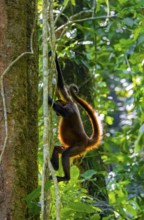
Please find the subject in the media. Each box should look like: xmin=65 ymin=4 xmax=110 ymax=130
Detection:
xmin=49 ymin=56 xmax=103 ymax=181
xmin=58 ymin=85 xmax=102 ymax=158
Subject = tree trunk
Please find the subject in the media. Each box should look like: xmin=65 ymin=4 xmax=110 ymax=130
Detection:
xmin=0 ymin=0 xmax=38 ymax=219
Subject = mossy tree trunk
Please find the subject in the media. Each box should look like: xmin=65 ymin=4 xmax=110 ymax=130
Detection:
xmin=0 ymin=0 xmax=38 ymax=219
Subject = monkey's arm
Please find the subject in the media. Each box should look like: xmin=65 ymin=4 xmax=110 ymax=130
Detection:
xmin=48 ymin=51 xmax=64 ymax=89
xmin=48 ymin=95 xmax=71 ymax=117
xmin=55 ymin=55 xmax=64 ymax=90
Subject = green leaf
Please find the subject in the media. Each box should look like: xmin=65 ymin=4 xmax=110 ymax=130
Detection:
xmin=68 ymin=202 xmax=96 ymax=213
xmin=70 ymin=0 xmax=76 ymax=6
xmin=25 ymin=186 xmax=41 ymax=204
xmin=135 ymin=133 xmax=144 ymax=151
xmin=25 ymin=181 xmax=52 ymax=204
xmin=137 ymin=34 xmax=144 ymax=45
xmin=81 ymin=169 xmax=97 ymax=179
xmin=90 ymin=214 xmax=101 ymax=220
xmin=123 ymin=18 xmax=134 ymax=27
xmin=106 ymin=116 xmax=113 ymax=125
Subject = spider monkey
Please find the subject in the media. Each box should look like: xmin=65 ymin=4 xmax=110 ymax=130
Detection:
xmin=48 ymin=55 xmax=102 ymax=182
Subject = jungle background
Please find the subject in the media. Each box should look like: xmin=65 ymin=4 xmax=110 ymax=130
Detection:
xmin=38 ymin=0 xmax=144 ymax=219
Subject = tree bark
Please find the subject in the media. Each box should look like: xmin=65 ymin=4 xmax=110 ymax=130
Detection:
xmin=0 ymin=0 xmax=38 ymax=219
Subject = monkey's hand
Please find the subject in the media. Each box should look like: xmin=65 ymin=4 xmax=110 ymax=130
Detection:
xmin=48 ymin=95 xmax=53 ymax=106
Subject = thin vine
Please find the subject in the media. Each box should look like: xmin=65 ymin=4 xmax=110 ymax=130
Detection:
xmin=41 ymin=0 xmax=61 ymax=219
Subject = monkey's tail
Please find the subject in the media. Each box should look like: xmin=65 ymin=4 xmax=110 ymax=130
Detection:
xmin=69 ymin=84 xmax=102 ymax=150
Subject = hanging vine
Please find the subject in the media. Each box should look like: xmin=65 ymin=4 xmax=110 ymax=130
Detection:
xmin=41 ymin=0 xmax=61 ymax=219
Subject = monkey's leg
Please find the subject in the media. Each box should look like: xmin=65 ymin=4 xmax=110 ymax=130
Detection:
xmin=51 ymin=146 xmax=64 ymax=170
xmin=56 ymin=146 xmax=84 ymax=182
xmin=56 ymin=149 xmax=70 ymax=182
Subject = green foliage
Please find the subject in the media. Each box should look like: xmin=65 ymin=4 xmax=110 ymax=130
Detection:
xmin=37 ymin=0 xmax=144 ymax=219
xmin=25 ymin=181 xmax=52 ymax=216
xmin=50 ymin=166 xmax=102 ymax=220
